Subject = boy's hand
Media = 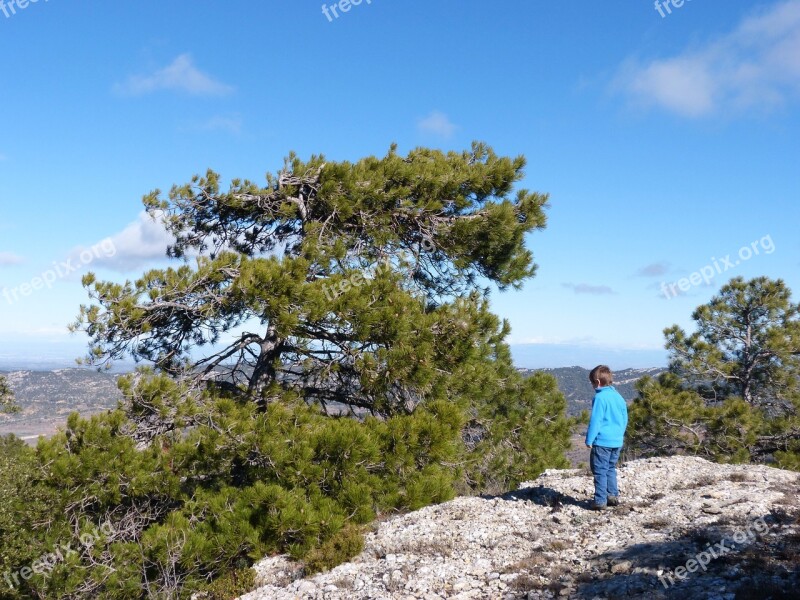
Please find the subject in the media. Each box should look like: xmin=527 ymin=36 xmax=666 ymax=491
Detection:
xmin=585 ymin=444 xmax=592 ymax=449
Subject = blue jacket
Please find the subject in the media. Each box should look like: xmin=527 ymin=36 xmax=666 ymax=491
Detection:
xmin=585 ymin=386 xmax=628 ymax=448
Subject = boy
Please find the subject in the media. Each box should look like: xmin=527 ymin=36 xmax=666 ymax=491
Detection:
xmin=585 ymin=365 xmax=628 ymax=510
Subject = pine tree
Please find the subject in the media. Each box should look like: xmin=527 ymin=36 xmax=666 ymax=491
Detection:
xmin=72 ymin=143 xmax=549 ymax=413
xmin=629 ymin=277 xmax=800 ymax=468
xmin=665 ymin=276 xmax=800 ymax=411
xmin=0 ymin=376 xmax=18 ymax=413
xmin=8 ymin=143 xmax=577 ymax=597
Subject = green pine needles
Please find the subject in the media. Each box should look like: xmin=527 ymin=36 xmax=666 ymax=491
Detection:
xmin=0 ymin=144 xmax=574 ymax=599
xmin=0 ymin=376 xmax=18 ymax=414
xmin=628 ymin=276 xmax=800 ymax=469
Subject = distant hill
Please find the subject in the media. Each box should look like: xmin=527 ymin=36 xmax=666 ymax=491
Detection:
xmin=0 ymin=366 xmax=666 ymax=441
xmin=0 ymin=369 xmax=122 ymax=441
xmin=520 ymin=366 xmax=666 ymax=416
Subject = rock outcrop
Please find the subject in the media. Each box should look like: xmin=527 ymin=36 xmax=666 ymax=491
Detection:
xmin=239 ymin=456 xmax=800 ymax=599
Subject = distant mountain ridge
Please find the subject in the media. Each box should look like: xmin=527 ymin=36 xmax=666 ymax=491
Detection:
xmin=521 ymin=366 xmax=666 ymax=416
xmin=0 ymin=366 xmax=666 ymax=440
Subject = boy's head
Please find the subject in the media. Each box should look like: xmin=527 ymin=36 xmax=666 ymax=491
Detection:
xmin=589 ymin=365 xmax=613 ymax=388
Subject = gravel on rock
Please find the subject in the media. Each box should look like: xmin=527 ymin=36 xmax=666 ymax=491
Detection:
xmin=237 ymin=456 xmax=800 ymax=600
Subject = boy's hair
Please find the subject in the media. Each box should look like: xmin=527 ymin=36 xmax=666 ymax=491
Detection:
xmin=589 ymin=365 xmax=613 ymax=387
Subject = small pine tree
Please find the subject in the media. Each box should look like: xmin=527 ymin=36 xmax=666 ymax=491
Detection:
xmin=0 ymin=376 xmax=18 ymax=413
xmin=629 ymin=277 xmax=800 ymax=468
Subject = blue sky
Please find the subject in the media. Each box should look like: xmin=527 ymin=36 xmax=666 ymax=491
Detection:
xmin=1 ymin=0 xmax=798 ymax=370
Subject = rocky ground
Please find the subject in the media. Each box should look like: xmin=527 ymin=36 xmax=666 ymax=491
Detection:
xmin=237 ymin=456 xmax=800 ymax=600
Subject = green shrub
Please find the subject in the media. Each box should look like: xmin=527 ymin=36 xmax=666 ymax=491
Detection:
xmin=0 ymin=435 xmax=64 ymax=600
xmin=200 ymin=568 xmax=256 ymax=600
xmin=304 ymin=524 xmax=365 ymax=574
xmin=1 ymin=355 xmax=571 ymax=598
xmin=629 ymin=277 xmax=800 ymax=468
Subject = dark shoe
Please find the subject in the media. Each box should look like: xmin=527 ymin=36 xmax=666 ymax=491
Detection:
xmin=607 ymin=496 xmax=619 ymax=507
xmin=591 ymin=503 xmax=607 ymax=511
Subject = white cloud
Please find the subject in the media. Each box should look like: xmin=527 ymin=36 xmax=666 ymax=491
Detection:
xmin=636 ymin=262 xmax=670 ymax=277
xmin=0 ymin=252 xmax=23 ymax=266
xmin=562 ymin=283 xmax=616 ymax=295
xmin=615 ymin=0 xmax=800 ymax=117
xmin=114 ymin=54 xmax=234 ymax=96
xmin=76 ymin=211 xmax=175 ymax=273
xmin=417 ymin=111 xmax=458 ymax=138
xmin=191 ymin=114 xmax=243 ymax=135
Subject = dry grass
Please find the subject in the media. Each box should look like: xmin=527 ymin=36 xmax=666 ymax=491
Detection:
xmin=643 ymin=517 xmax=671 ymax=529
xmin=449 ymin=508 xmax=468 ymax=521
xmin=508 ymin=573 xmax=539 ymax=591
xmin=574 ymin=570 xmax=597 ymax=584
xmin=688 ymin=528 xmax=719 ymax=547
xmin=728 ymin=526 xmax=800 ymax=599
xmin=769 ymin=507 xmax=800 ymax=526
xmin=771 ymin=482 xmax=800 ymax=506
xmin=511 ymin=529 xmax=538 ymax=543
xmin=331 ymin=576 xmax=354 ymax=590
xmin=503 ymin=552 xmax=566 ymax=593
xmin=548 ymin=539 xmax=570 ymax=551
xmin=735 ymin=582 xmax=798 ymax=600
xmin=680 ymin=475 xmax=717 ymax=489
xmin=390 ymin=537 xmax=456 ymax=557
xmin=502 ymin=552 xmax=546 ymax=574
